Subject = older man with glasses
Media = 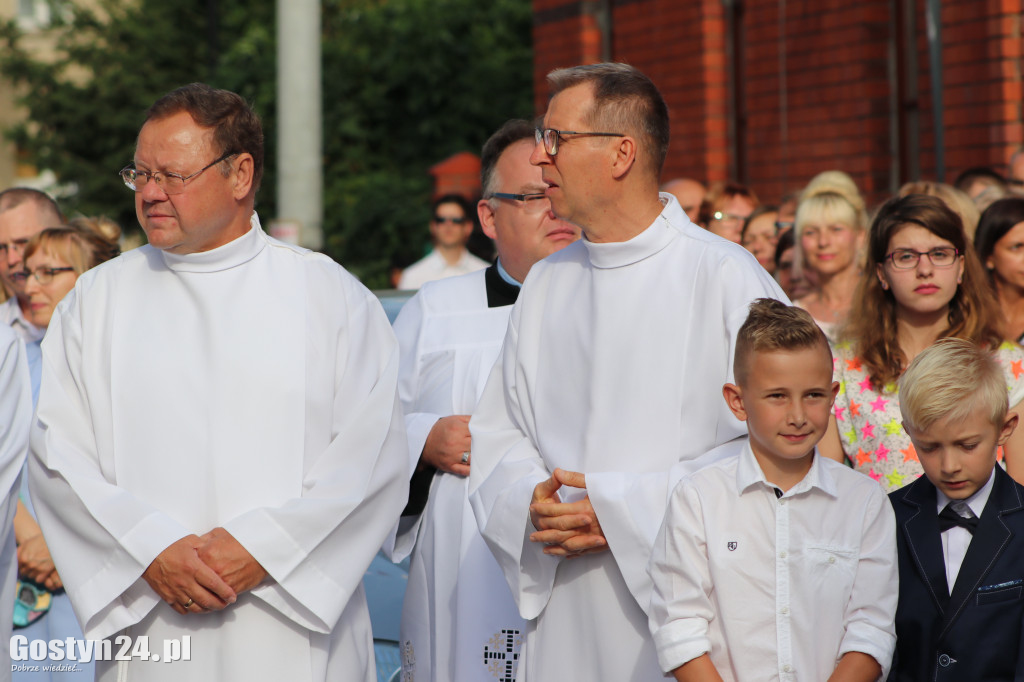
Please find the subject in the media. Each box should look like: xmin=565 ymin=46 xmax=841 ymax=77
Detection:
xmin=397 ymin=194 xmax=489 ymax=290
xmin=467 ymin=64 xmax=786 ymax=682
xmin=27 ymin=83 xmax=408 ymax=682
xmin=0 ymin=188 xmax=64 ymax=344
xmin=390 ymin=119 xmax=578 ymax=682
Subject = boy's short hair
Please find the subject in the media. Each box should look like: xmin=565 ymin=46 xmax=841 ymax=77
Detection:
xmin=734 ymin=298 xmax=830 ymax=386
xmin=898 ymin=338 xmax=1008 ymax=431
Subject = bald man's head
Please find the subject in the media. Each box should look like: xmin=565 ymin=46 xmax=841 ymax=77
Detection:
xmin=662 ymin=178 xmax=705 ymax=223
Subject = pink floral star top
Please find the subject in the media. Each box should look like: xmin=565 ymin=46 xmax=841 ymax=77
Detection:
xmin=831 ymin=340 xmax=1024 ymax=492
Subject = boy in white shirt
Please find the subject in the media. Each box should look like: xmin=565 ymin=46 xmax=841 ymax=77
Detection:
xmin=889 ymin=338 xmax=1024 ymax=681
xmin=649 ymin=298 xmax=898 ymax=681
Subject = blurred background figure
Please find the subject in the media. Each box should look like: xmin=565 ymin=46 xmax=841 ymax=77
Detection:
xmin=0 ymin=188 xmax=64 ymax=340
xmin=955 ymin=166 xmax=1010 ymax=212
xmin=740 ymin=205 xmax=778 ymax=275
xmin=974 ymin=197 xmax=1024 ymax=342
xmin=773 ymin=228 xmax=813 ymax=301
xmin=699 ymin=181 xmax=759 ymax=242
xmin=661 ymin=177 xmax=705 ymax=224
xmin=898 ymin=181 xmax=980 ymax=238
xmin=794 ymin=170 xmax=867 ymax=338
xmin=13 ymin=218 xmax=120 ymax=682
xmin=775 ymin=191 xmax=799 ymax=235
xmin=1009 ymin=147 xmax=1024 ymax=190
xmin=398 ymin=194 xmax=488 ymax=290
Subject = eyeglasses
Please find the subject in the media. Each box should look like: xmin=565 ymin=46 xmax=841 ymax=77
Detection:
xmin=11 ymin=266 xmax=75 ymax=284
xmin=774 ymin=220 xmax=795 ymax=232
xmin=119 ymin=151 xmax=238 ymax=195
xmin=433 ymin=215 xmax=466 ymax=225
xmin=535 ymin=128 xmax=625 ymax=156
xmin=885 ymin=247 xmax=959 ymax=270
xmin=712 ymin=211 xmax=747 ymax=223
xmin=488 ymin=192 xmax=551 ymax=215
xmin=0 ymin=239 xmax=29 ymax=256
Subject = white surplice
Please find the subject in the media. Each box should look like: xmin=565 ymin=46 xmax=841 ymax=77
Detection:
xmin=468 ymin=195 xmax=787 ymax=681
xmin=28 ymin=216 xmax=409 ymax=682
xmin=0 ymin=325 xmax=31 ymax=682
xmin=392 ymin=268 xmax=525 ymax=682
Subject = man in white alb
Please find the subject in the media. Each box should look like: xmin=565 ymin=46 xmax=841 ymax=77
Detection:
xmin=0 ymin=323 xmax=32 ymax=681
xmin=392 ymin=119 xmax=579 ymax=682
xmin=0 ymin=188 xmax=64 ymax=343
xmin=468 ymin=63 xmax=786 ymax=681
xmin=27 ymin=83 xmax=408 ymax=682
xmin=398 ymin=194 xmax=489 ymax=290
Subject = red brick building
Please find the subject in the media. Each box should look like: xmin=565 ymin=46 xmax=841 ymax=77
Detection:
xmin=532 ymin=0 xmax=1022 ymax=207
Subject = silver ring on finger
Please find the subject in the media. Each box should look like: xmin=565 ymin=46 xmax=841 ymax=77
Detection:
xmin=461 ymin=452 xmax=469 ymax=464
xmin=182 ymin=597 xmax=194 ymax=609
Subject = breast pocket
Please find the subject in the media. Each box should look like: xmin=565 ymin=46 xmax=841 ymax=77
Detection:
xmin=977 ymin=579 xmax=1024 ymax=606
xmin=802 ymin=546 xmax=858 ymax=614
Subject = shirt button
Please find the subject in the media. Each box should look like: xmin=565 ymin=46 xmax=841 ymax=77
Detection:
xmin=828 ymin=556 xmax=836 ymax=564
xmin=780 ymin=606 xmax=789 ymax=615
xmin=779 ymin=499 xmax=787 ymax=505
xmin=783 ymin=664 xmax=792 ymax=673
xmin=779 ymin=551 xmax=787 ymax=559
xmin=938 ymin=654 xmax=952 ymax=667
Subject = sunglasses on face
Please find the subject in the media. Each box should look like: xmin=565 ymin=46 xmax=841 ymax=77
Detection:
xmin=434 ymin=216 xmax=467 ymax=225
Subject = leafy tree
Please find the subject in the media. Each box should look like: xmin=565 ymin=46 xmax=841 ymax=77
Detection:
xmin=1 ymin=0 xmax=533 ymax=287
xmin=322 ymin=0 xmax=533 ymax=286
xmin=0 ymin=0 xmax=277 ymax=234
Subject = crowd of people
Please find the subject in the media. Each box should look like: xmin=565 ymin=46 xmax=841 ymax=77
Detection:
xmin=0 ymin=62 xmax=1022 ymax=682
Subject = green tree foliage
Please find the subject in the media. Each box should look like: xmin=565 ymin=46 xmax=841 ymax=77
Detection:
xmin=0 ymin=0 xmax=276 ymax=235
xmin=322 ymin=0 xmax=533 ymax=286
xmin=1 ymin=0 xmax=533 ymax=287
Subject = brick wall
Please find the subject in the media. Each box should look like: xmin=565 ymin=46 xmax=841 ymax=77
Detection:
xmin=531 ymin=0 xmax=1024 ymax=208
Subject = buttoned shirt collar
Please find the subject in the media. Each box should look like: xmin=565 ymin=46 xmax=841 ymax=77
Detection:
xmin=736 ymin=442 xmax=838 ymax=499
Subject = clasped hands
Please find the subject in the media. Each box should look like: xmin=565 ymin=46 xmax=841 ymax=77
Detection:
xmin=529 ymin=468 xmax=608 ymax=558
xmin=142 ymin=527 xmax=267 ymax=615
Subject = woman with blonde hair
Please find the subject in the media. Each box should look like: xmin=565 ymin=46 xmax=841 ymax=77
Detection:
xmin=794 ymin=170 xmax=868 ymax=339
xmin=11 ymin=218 xmax=119 ymax=682
xmin=819 ymin=194 xmax=1024 ymax=491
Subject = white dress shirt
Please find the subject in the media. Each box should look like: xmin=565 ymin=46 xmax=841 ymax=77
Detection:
xmin=397 ymin=248 xmax=489 ymax=290
xmin=649 ymin=439 xmax=898 ymax=681
xmin=937 ymin=469 xmax=994 ymax=592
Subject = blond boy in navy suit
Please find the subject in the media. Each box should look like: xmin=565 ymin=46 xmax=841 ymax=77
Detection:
xmin=890 ymin=338 xmax=1024 ymax=681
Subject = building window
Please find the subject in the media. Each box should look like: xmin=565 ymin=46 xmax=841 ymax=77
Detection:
xmin=16 ymin=0 xmax=52 ymax=29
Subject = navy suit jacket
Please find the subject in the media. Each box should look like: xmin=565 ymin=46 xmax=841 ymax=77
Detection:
xmin=888 ymin=466 xmax=1024 ymax=681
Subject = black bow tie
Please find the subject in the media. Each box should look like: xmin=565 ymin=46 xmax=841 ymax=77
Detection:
xmin=938 ymin=503 xmax=979 ymax=534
